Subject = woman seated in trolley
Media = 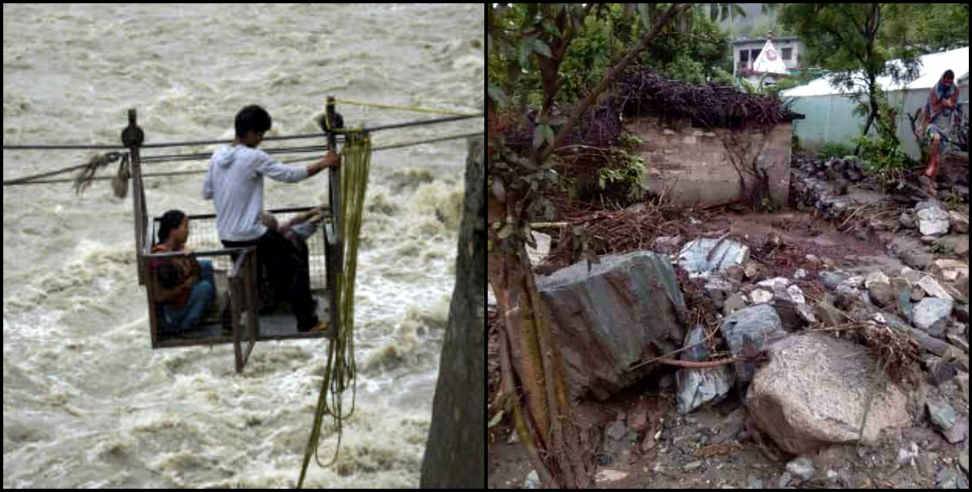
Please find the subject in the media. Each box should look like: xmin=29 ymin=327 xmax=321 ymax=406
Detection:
xmin=151 ymin=210 xmax=216 ymax=336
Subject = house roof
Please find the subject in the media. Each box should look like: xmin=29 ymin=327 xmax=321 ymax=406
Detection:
xmin=782 ymin=46 xmax=970 ymax=97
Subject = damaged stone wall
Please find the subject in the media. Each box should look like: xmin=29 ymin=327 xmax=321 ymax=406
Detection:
xmin=624 ymin=115 xmax=793 ymax=208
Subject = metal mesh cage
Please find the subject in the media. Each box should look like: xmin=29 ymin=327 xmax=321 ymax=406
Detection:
xmin=151 ymin=207 xmax=328 ymax=291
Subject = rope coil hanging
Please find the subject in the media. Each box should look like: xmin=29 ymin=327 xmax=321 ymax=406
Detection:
xmin=297 ymin=129 xmax=371 ymax=488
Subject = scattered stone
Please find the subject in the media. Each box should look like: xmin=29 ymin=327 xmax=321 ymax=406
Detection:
xmin=724 ymin=292 xmax=747 ymax=316
xmin=750 ymin=289 xmax=773 ymax=304
xmin=911 ymin=286 xmax=927 ymax=302
xmin=947 ymin=333 xmax=969 ymax=354
xmin=900 ymin=248 xmax=934 ymax=270
xmin=869 ymin=282 xmax=895 ymax=308
xmin=508 ymin=430 xmax=519 ymax=444
xmin=949 ymin=210 xmax=969 ymax=234
xmin=726 ymin=265 xmax=745 ymax=283
xmin=835 ymin=283 xmax=863 ymax=309
xmin=744 ymin=261 xmax=761 ymax=280
xmin=705 ymin=276 xmax=735 ymax=309
xmin=954 ymin=303 xmax=969 ymax=323
xmin=936 ymin=467 xmax=960 ymax=488
xmin=678 ymin=238 xmax=750 ymax=278
xmin=794 ymin=268 xmax=807 ymax=280
xmin=711 ymin=407 xmax=746 ymax=444
xmin=805 ymin=254 xmax=820 ymax=264
xmin=526 ymin=231 xmax=552 ymax=265
xmin=683 ymin=460 xmax=702 ymax=471
xmin=719 ymin=304 xmax=785 ymax=384
xmin=927 ymin=401 xmax=956 ymax=430
xmin=919 ymin=276 xmax=955 ymax=301
xmin=865 ymin=271 xmax=891 ymax=289
xmin=897 ymin=441 xmax=920 ymax=466
xmin=595 ymin=468 xmax=629 ymax=483
xmin=524 ymin=470 xmax=540 ymax=489
xmin=922 ymin=235 xmax=939 ymax=245
xmin=786 ymin=456 xmax=815 ymax=481
xmin=899 ymin=211 xmax=916 ymax=229
xmin=653 ymin=235 xmax=683 ymax=251
xmin=912 ymin=297 xmax=954 ymax=337
xmin=676 ymin=325 xmax=732 ymax=414
xmin=901 ymin=267 xmax=923 ymax=285
xmin=942 ymin=417 xmax=968 ymax=444
xmin=937 ymin=235 xmax=971 ymax=256
xmin=757 ymin=277 xmax=790 ymax=290
xmin=537 ymin=251 xmax=688 ymax=401
xmin=778 ymin=471 xmax=792 ymax=488
xmin=960 ymin=450 xmax=968 ymax=475
xmin=819 ymin=271 xmax=848 ymax=291
xmin=785 ymin=285 xmax=806 ymax=305
xmin=747 ymin=333 xmax=911 ymax=455
xmin=916 ymin=200 xmax=950 ymax=236
xmin=796 ymin=303 xmax=817 ymax=324
xmin=931 ymin=259 xmax=970 ymax=282
xmin=747 ymin=475 xmax=764 ymax=489
xmin=891 ymin=276 xmax=911 ymax=293
xmin=814 ymin=300 xmax=844 ymax=327
xmin=898 ymin=289 xmax=914 ymax=320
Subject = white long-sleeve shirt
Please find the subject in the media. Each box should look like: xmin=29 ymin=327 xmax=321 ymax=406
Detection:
xmin=203 ymin=144 xmax=309 ymax=241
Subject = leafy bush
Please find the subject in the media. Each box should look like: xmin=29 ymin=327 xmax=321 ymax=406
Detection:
xmin=818 ymin=142 xmax=854 ymax=160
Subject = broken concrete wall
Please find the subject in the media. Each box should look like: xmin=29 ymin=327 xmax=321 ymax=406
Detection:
xmin=623 ymin=115 xmax=792 ymax=208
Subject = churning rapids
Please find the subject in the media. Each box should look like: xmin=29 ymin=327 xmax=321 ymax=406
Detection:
xmin=3 ymin=4 xmax=483 ymax=487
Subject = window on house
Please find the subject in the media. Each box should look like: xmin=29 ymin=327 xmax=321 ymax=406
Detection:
xmin=740 ymin=50 xmax=749 ymax=63
xmin=751 ymin=49 xmax=761 ymax=61
xmin=782 ymin=48 xmax=792 ymax=60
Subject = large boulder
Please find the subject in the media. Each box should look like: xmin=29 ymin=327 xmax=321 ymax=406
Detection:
xmin=677 ymin=238 xmax=750 ymax=279
xmin=537 ymin=251 xmax=687 ymax=401
xmin=719 ymin=304 xmax=785 ymax=385
xmin=747 ymin=333 xmax=911 ymax=455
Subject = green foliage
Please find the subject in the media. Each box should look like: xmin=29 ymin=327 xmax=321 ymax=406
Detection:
xmin=597 ymin=148 xmax=649 ymax=202
xmin=780 ymin=4 xmax=922 ymax=147
xmin=818 ymin=142 xmax=854 ymax=160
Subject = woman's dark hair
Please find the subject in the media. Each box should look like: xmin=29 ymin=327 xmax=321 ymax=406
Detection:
xmin=158 ymin=209 xmax=187 ymax=243
xmin=943 ymin=69 xmax=955 ymax=80
xmin=235 ymin=104 xmax=272 ymax=138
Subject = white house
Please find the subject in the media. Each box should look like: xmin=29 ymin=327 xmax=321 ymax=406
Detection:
xmin=732 ymin=35 xmax=804 ymax=87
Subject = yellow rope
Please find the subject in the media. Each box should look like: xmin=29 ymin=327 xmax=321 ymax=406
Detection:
xmin=298 ymin=129 xmax=370 ymax=488
xmin=333 ymin=97 xmax=480 ymax=117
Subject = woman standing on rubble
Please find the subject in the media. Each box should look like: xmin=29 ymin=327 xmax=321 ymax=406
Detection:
xmin=919 ymin=69 xmax=959 ymax=195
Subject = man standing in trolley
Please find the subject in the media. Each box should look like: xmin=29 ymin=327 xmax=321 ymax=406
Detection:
xmin=203 ymin=104 xmax=339 ymax=333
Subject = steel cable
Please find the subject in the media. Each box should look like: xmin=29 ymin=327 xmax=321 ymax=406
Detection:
xmin=2 ymin=113 xmax=481 ymax=151
xmin=3 ymin=131 xmax=481 ymax=186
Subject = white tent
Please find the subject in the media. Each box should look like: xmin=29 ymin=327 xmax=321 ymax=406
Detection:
xmin=752 ymin=39 xmax=788 ymax=75
xmin=782 ymin=46 xmax=969 ymax=159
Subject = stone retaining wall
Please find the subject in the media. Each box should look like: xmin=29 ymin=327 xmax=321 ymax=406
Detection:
xmin=624 ymin=115 xmax=792 ymax=208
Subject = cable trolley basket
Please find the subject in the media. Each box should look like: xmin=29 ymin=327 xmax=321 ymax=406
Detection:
xmin=128 ymin=97 xmax=346 ymax=373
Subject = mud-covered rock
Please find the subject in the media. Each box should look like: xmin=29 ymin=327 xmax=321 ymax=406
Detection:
xmin=678 ymin=238 xmax=750 ymax=279
xmin=537 ymin=251 xmax=687 ymax=401
xmin=747 ymin=333 xmax=911 ymax=455
xmin=719 ymin=304 xmax=785 ymax=385
xmin=676 ymin=325 xmax=732 ymax=414
xmin=912 ymin=297 xmax=953 ymax=337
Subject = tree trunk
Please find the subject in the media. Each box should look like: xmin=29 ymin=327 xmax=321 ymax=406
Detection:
xmin=487 ymin=171 xmax=595 ymax=488
xmin=420 ymin=136 xmax=486 ymax=488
